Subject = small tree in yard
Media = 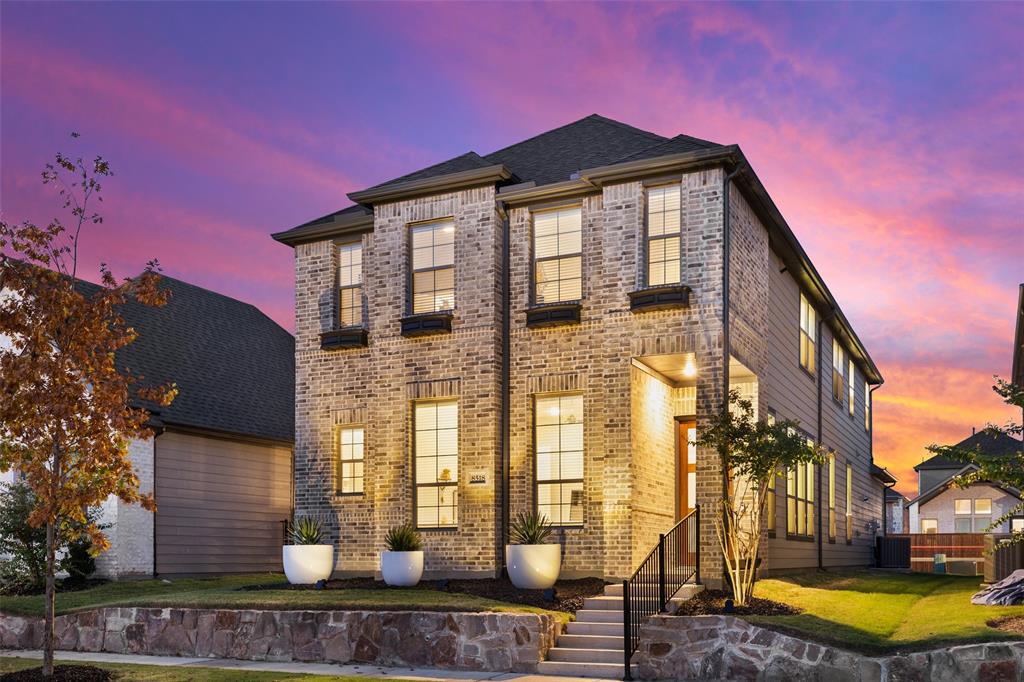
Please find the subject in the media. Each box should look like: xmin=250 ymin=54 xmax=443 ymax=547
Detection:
xmin=927 ymin=378 xmax=1024 ymax=547
xmin=0 ymin=135 xmax=176 ymax=677
xmin=695 ymin=391 xmax=823 ymax=607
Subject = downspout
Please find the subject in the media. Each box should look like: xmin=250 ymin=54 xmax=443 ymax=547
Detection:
xmin=816 ymin=308 xmax=836 ymax=571
xmin=499 ymin=202 xmax=512 ymax=577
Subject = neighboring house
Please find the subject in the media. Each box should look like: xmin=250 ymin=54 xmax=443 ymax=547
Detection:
xmin=79 ymin=275 xmax=295 ymax=578
xmin=272 ymin=114 xmax=886 ymax=584
xmin=884 ymin=488 xmax=909 ymax=534
xmin=907 ymin=431 xmax=1024 ymax=535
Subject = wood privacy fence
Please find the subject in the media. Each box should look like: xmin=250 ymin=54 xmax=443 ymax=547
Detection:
xmin=889 ymin=533 xmax=986 ymax=574
xmin=984 ymin=534 xmax=1024 ymax=583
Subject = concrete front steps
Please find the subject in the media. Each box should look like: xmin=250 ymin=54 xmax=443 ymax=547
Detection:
xmin=535 ymin=581 xmax=702 ymax=679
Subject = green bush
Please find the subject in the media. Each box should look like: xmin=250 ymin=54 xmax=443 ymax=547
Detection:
xmin=509 ymin=510 xmax=553 ymax=545
xmin=289 ymin=516 xmax=324 ymax=545
xmin=384 ymin=523 xmax=422 ymax=552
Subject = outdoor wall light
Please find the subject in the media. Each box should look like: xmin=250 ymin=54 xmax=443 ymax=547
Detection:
xmin=682 ymin=357 xmax=697 ymax=378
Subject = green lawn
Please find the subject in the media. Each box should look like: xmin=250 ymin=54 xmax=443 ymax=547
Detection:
xmin=751 ymin=571 xmax=1024 ymax=654
xmin=0 ymin=655 xmax=417 ymax=681
xmin=0 ymin=573 xmax=567 ymax=624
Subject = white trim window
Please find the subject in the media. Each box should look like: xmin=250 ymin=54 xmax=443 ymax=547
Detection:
xmin=787 ymin=456 xmax=815 ymax=538
xmin=410 ymin=219 xmax=456 ymax=314
xmin=800 ymin=295 xmax=816 ymax=374
xmin=533 ymin=207 xmax=582 ymax=304
xmin=645 ymin=184 xmax=682 ymax=286
xmin=848 ymin=360 xmax=856 ymax=416
xmin=534 ymin=393 xmax=584 ymax=526
xmin=337 ymin=426 xmax=364 ymax=494
xmin=845 ymin=461 xmax=854 ymax=543
xmin=338 ymin=242 xmax=363 ymax=327
xmin=414 ymin=400 xmax=459 ymax=528
xmin=921 ymin=518 xmax=938 ymax=534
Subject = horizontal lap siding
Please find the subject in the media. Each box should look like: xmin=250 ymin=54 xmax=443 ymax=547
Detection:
xmin=155 ymin=431 xmax=293 ymax=575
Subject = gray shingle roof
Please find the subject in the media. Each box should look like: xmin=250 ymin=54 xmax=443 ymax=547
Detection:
xmin=915 ymin=431 xmax=1021 ymax=471
xmin=279 ymin=115 xmax=722 ymax=236
xmin=78 ymin=275 xmax=294 ymax=443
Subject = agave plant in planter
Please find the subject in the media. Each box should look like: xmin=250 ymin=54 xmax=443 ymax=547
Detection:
xmin=507 ymin=510 xmax=561 ymax=589
xmin=380 ymin=523 xmax=424 ymax=587
xmin=282 ymin=516 xmax=334 ymax=585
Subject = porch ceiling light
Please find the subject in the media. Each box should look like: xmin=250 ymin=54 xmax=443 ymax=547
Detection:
xmin=682 ymin=357 xmax=697 ymax=378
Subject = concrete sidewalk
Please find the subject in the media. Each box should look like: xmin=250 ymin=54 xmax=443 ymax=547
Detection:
xmin=0 ymin=650 xmax=599 ymax=682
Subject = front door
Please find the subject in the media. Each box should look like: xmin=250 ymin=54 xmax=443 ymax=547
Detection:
xmin=677 ymin=419 xmax=697 ymax=520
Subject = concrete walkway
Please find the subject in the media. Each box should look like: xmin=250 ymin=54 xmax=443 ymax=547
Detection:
xmin=0 ymin=650 xmax=598 ymax=682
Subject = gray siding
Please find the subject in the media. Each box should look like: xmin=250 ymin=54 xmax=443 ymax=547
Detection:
xmin=919 ymin=467 xmax=961 ymax=496
xmin=155 ymin=430 xmax=293 ymax=575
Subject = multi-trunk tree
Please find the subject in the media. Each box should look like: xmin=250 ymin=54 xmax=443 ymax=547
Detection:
xmin=0 ymin=135 xmax=176 ymax=677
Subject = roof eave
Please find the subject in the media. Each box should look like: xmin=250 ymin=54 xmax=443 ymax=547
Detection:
xmin=272 ymin=212 xmax=375 ymax=247
xmin=579 ymin=146 xmax=743 ymax=186
xmin=346 ymin=164 xmax=514 ymax=206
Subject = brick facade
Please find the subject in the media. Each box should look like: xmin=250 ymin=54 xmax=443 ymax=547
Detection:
xmin=290 ymin=162 xmax=879 ymax=583
xmin=95 ymin=437 xmax=155 ymax=578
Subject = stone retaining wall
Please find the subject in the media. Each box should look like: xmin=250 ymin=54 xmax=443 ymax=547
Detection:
xmin=0 ymin=608 xmax=561 ymax=673
xmin=636 ymin=615 xmax=1024 ymax=681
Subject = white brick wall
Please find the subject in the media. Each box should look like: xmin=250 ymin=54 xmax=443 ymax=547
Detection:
xmin=94 ymin=436 xmax=155 ymax=578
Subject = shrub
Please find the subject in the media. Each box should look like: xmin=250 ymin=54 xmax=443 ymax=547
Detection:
xmin=384 ymin=524 xmax=423 ymax=552
xmin=62 ymin=536 xmax=97 ymax=585
xmin=509 ymin=510 xmax=553 ymax=545
xmin=289 ymin=516 xmax=324 ymax=545
xmin=0 ymin=481 xmax=48 ymax=591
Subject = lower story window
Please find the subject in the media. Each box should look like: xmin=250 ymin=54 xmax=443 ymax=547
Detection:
xmin=921 ymin=518 xmax=938 ymax=534
xmin=414 ymin=400 xmax=459 ymax=528
xmin=535 ymin=393 xmax=584 ymax=526
xmin=787 ymin=460 xmax=815 ymax=538
xmin=337 ymin=426 xmax=364 ymax=494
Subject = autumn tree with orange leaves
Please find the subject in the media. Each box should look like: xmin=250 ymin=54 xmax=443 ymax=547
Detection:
xmin=0 ymin=135 xmax=176 ymax=678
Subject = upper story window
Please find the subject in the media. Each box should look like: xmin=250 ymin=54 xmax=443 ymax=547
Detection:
xmin=338 ymin=242 xmax=363 ymax=327
xmin=848 ymin=360 xmax=856 ymax=416
xmin=535 ymin=393 xmax=584 ymax=526
xmin=414 ymin=400 xmax=459 ymax=528
xmin=799 ymin=295 xmax=816 ymax=374
xmin=533 ymin=207 xmax=582 ymax=304
xmin=337 ymin=425 xmax=364 ymax=494
xmin=865 ymin=384 xmax=871 ymax=431
xmin=410 ymin=219 xmax=455 ymax=314
xmin=832 ymin=339 xmax=846 ymax=403
xmin=645 ymin=184 xmax=682 ymax=286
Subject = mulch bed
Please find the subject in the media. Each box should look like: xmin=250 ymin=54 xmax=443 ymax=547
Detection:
xmin=240 ymin=576 xmax=608 ymax=614
xmin=673 ymin=589 xmax=800 ymax=616
xmin=0 ymin=665 xmax=113 ymax=681
xmin=990 ymin=616 xmax=1024 ymax=635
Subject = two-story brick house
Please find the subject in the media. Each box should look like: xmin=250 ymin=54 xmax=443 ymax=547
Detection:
xmin=272 ymin=115 xmax=886 ymax=585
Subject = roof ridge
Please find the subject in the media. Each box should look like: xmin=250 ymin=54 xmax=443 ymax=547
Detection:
xmin=483 ymin=114 xmax=665 ymax=160
xmin=610 ymin=132 xmax=722 ymax=165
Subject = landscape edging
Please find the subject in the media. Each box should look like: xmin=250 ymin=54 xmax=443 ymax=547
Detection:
xmin=0 ymin=607 xmax=561 ymax=673
xmin=636 ymin=614 xmax=1024 ymax=681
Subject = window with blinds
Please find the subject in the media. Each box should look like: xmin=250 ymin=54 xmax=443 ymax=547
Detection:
xmin=410 ymin=220 xmax=455 ymax=314
xmin=646 ymin=184 xmax=682 ymax=286
xmin=845 ymin=461 xmax=854 ymax=543
xmin=828 ymin=453 xmax=836 ymax=541
xmin=414 ymin=400 xmax=458 ymax=528
xmin=533 ymin=207 xmax=582 ymax=304
xmin=865 ymin=384 xmax=871 ymax=431
xmin=337 ymin=426 xmax=364 ymax=494
xmin=800 ymin=295 xmax=816 ymax=374
xmin=535 ymin=393 xmax=584 ymax=526
xmin=338 ymin=242 xmax=363 ymax=327
xmin=848 ymin=360 xmax=856 ymax=416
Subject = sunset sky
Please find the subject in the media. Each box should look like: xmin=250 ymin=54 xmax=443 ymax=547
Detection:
xmin=2 ymin=2 xmax=1021 ymax=496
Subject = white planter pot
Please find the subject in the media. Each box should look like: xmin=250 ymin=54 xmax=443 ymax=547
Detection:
xmin=381 ymin=550 xmax=424 ymax=587
xmin=506 ymin=543 xmax=561 ymax=589
xmin=282 ymin=544 xmax=334 ymax=585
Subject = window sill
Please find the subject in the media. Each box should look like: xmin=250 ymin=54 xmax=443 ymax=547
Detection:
xmin=526 ymin=302 xmax=581 ymax=328
xmin=799 ymin=366 xmax=816 ymax=382
xmin=400 ymin=311 xmax=454 ymax=337
xmin=785 ymin=534 xmax=815 ymax=543
xmin=333 ymin=491 xmax=364 ymax=498
xmin=320 ymin=328 xmax=369 ymax=350
xmin=628 ymin=285 xmax=690 ymax=312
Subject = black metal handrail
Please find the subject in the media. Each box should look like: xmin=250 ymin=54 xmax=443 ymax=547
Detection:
xmin=622 ymin=505 xmax=699 ymax=680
